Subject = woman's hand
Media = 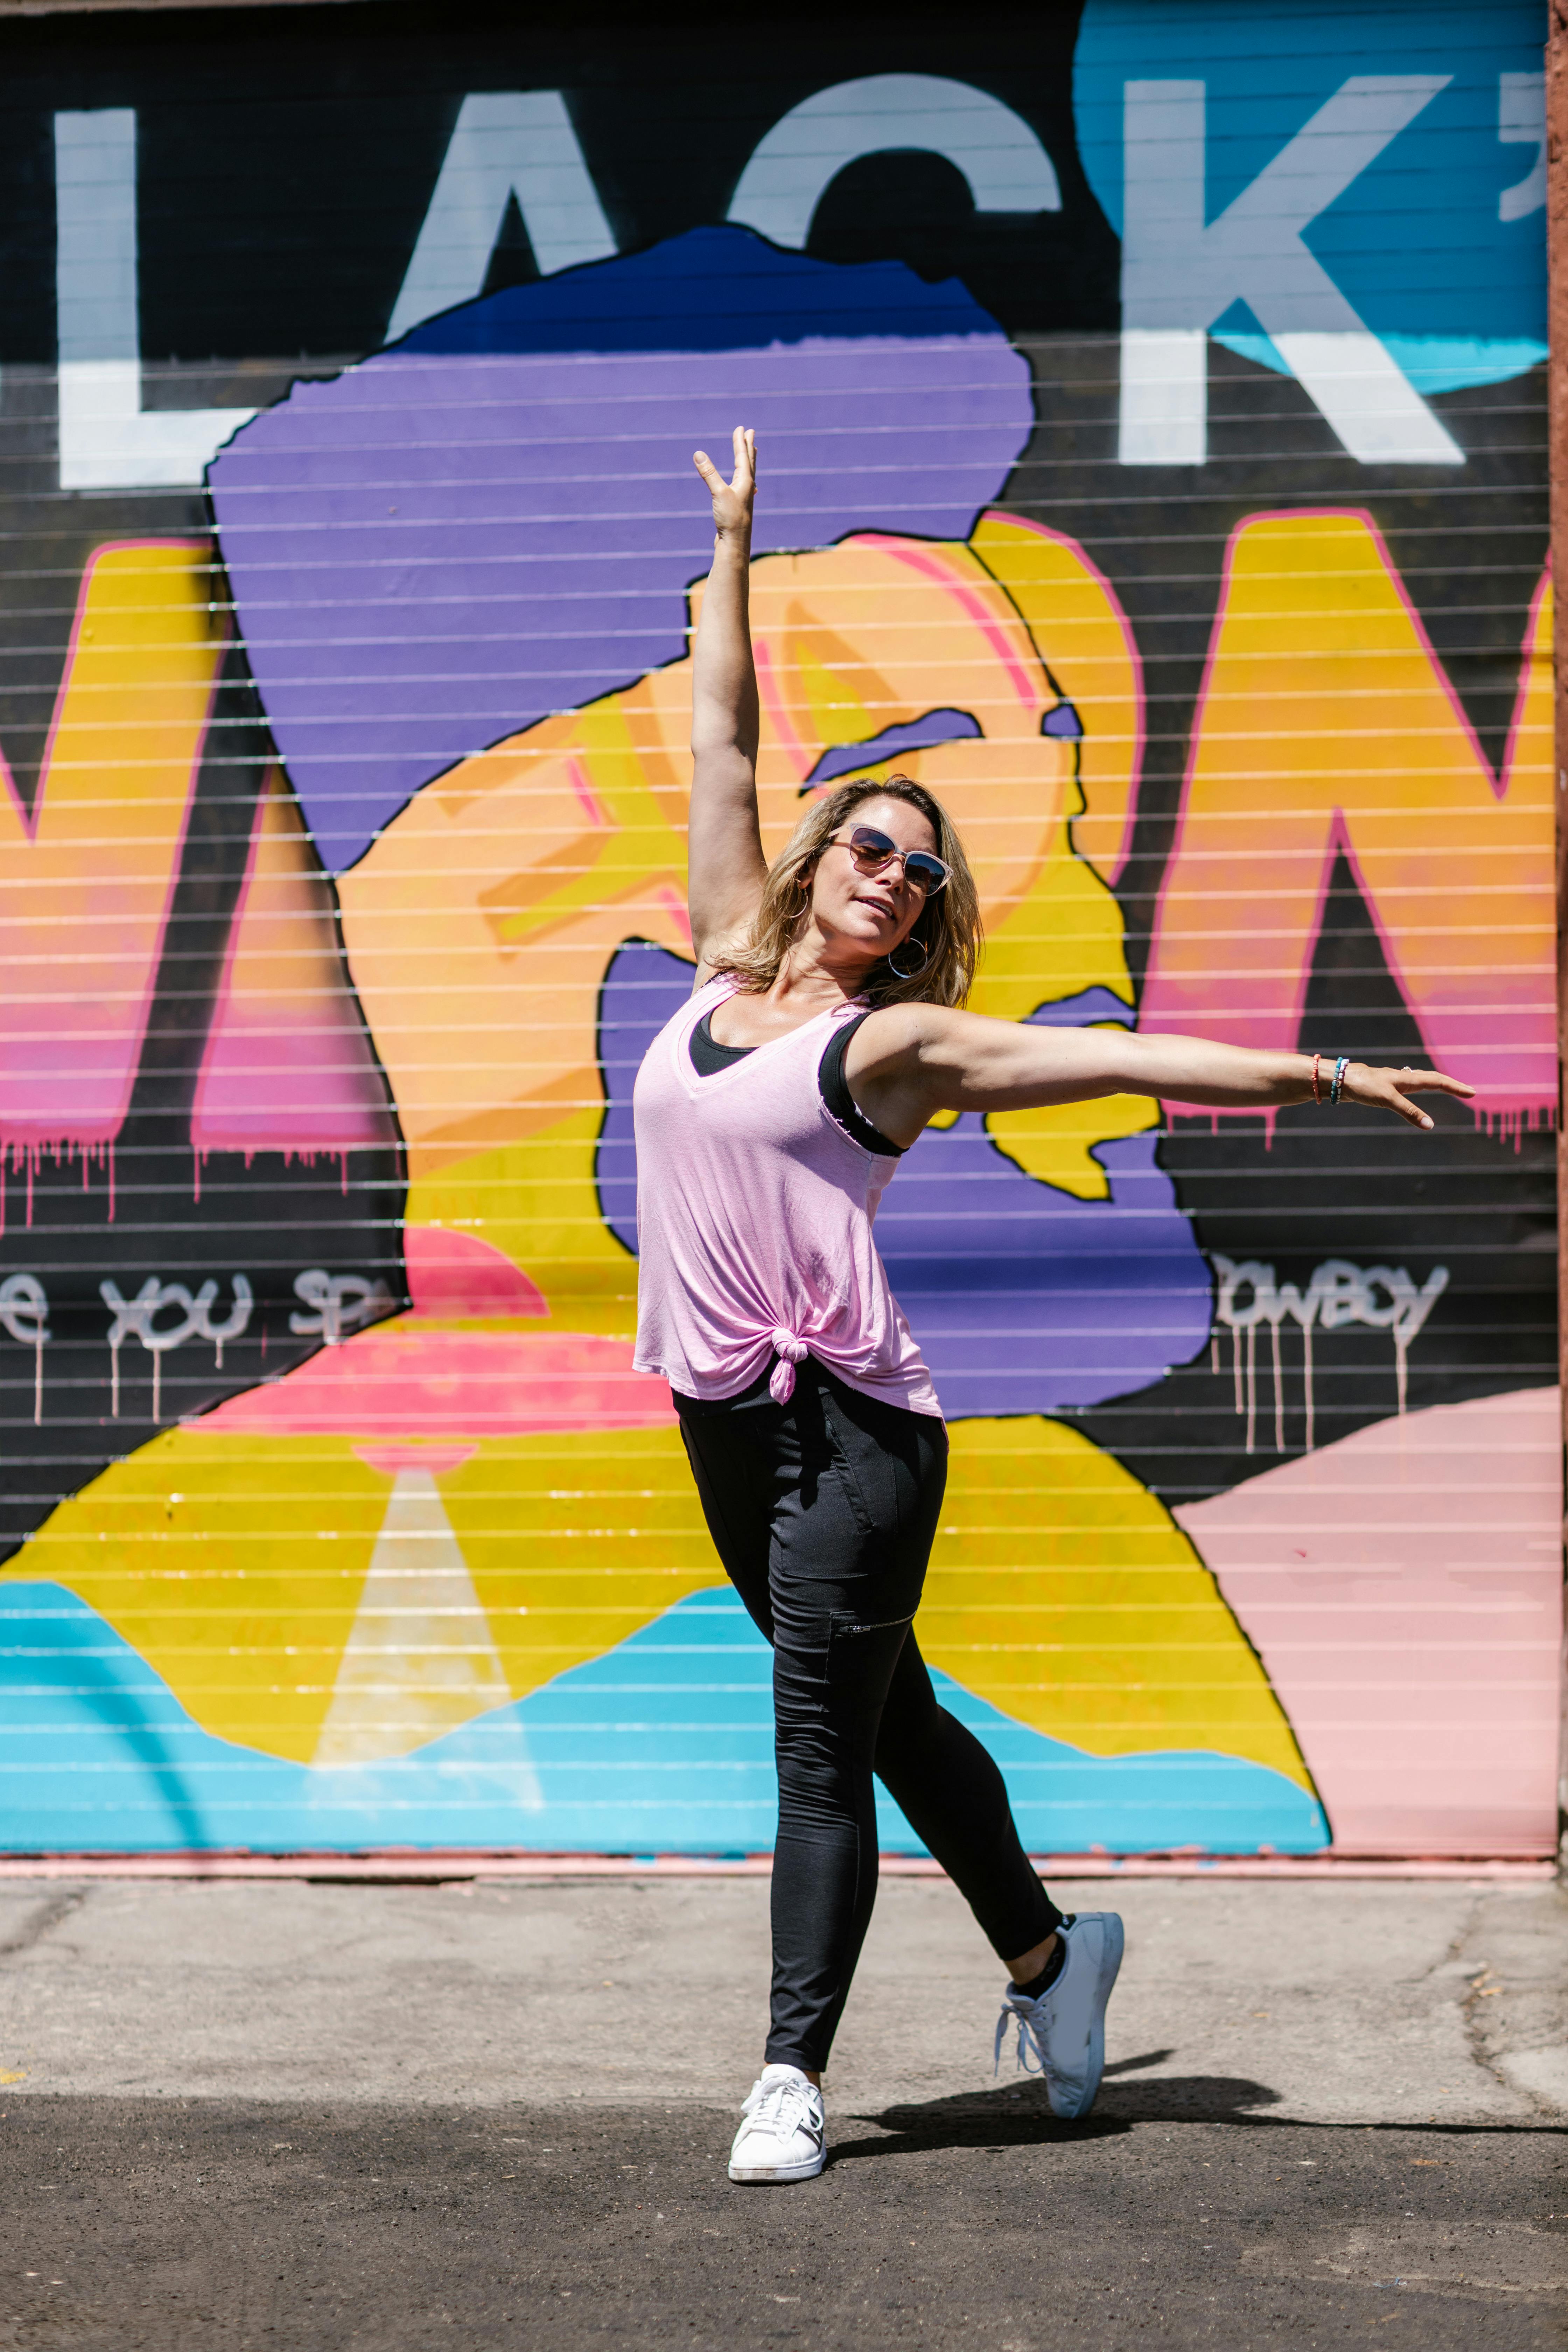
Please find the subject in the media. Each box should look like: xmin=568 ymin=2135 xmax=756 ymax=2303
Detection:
xmin=1335 ymin=1062 xmax=1475 ymax=1130
xmin=693 ymin=426 xmax=756 ymax=544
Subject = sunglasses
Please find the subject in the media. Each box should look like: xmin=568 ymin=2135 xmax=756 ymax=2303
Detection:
xmin=835 ymin=825 xmax=950 ymax=897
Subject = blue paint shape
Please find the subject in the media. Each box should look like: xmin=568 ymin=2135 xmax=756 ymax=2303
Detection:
xmin=393 ymin=226 xmax=1011 ymax=358
xmin=803 ymin=708 xmax=982 ymax=787
xmin=0 ymin=1583 xmax=1327 ymax=1856
xmin=1075 ymin=0 xmax=1547 ymax=393
xmin=595 ymin=941 xmax=1210 ymax=1419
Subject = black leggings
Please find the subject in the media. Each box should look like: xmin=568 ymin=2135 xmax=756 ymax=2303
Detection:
xmin=677 ymin=1360 xmax=1060 ymax=2072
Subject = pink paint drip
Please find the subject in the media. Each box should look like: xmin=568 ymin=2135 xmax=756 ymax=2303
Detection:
xmin=0 ymin=1135 xmax=114 ymax=1231
xmin=1477 ymin=1102 xmax=1554 ymax=1152
xmin=196 ymin=1145 xmax=357 ymax=1200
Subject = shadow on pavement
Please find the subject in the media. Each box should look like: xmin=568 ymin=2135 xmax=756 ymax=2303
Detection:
xmin=835 ymin=2065 xmax=1568 ymax=2161
xmin=832 ymin=2069 xmax=1283 ymax=2157
xmin=1102 ymin=2046 xmax=1176 ymax=2075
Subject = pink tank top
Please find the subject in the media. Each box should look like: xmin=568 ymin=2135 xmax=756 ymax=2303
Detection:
xmin=631 ymin=977 xmax=941 ymax=1417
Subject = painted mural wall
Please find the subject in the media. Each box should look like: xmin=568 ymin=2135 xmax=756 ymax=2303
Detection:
xmin=0 ymin=0 xmax=1557 ymax=1858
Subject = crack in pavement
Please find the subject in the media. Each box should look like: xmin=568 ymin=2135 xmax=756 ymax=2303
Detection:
xmin=0 ymin=1884 xmax=87 ymax=1961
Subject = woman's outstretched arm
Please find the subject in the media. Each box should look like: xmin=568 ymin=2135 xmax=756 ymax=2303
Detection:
xmin=850 ymin=1007 xmax=1476 ymax=1142
xmin=688 ymin=427 xmax=766 ymax=971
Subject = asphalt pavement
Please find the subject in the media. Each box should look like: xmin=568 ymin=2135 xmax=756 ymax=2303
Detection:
xmin=0 ymin=1871 xmax=1563 ymax=2349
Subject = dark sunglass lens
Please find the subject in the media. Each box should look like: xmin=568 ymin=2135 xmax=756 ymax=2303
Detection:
xmin=904 ymin=854 xmax=948 ymax=892
xmin=848 ymin=826 xmax=896 ymax=861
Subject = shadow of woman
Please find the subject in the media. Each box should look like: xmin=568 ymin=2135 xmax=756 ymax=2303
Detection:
xmin=830 ymin=2062 xmax=1283 ymax=2160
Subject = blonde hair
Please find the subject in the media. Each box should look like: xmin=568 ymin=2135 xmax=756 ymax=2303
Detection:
xmin=714 ymin=775 xmax=981 ymax=1008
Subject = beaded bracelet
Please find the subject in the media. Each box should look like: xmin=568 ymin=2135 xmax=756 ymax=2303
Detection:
xmin=1330 ymin=1054 xmax=1349 ymax=1105
xmin=1311 ymin=1052 xmax=1323 ymax=1107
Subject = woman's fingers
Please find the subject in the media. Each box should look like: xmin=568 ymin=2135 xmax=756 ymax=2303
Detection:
xmin=1346 ymin=1063 xmax=1476 ymax=1132
xmin=1395 ymin=1068 xmax=1476 ymax=1098
xmin=1386 ymin=1084 xmax=1435 ymax=1130
xmin=695 ymin=432 xmax=757 ymax=532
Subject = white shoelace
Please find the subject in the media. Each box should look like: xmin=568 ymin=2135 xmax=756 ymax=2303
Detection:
xmin=994 ymin=1988 xmax=1051 ymax=2077
xmin=741 ymin=2073 xmax=822 ymax=2143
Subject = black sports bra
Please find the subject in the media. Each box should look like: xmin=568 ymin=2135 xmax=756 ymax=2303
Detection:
xmin=689 ymin=1006 xmax=905 ymax=1158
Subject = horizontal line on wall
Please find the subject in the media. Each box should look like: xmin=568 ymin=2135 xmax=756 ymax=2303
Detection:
xmin=0 ymin=1849 xmax=1553 ymax=1882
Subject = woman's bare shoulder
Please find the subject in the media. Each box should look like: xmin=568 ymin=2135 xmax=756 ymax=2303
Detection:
xmin=849 ymin=1000 xmax=971 ymax=1063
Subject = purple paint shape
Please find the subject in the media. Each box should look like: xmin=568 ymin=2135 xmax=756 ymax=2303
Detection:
xmin=208 ymin=229 xmax=1034 ymax=875
xmin=595 ymin=943 xmax=1211 ymax=1420
xmin=804 ymin=708 xmax=981 ymax=788
xmin=1025 ymin=987 xmax=1130 ymax=1028
xmin=1041 ymin=702 xmax=1084 ymax=740
xmin=875 ymin=1121 xmax=1210 ymax=1419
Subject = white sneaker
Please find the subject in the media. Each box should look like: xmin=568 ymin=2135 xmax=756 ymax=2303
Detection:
xmin=728 ymin=2064 xmax=827 ymax=2183
xmin=994 ymin=1911 xmax=1125 ymax=2119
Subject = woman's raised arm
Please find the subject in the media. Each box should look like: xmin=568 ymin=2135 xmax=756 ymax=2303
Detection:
xmin=688 ymin=428 xmax=767 ymax=970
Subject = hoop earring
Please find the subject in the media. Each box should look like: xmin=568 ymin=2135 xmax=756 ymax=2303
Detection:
xmin=886 ymin=934 xmax=930 ymax=980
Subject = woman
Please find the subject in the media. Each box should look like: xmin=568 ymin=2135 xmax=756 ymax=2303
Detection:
xmin=632 ymin=429 xmax=1473 ymax=2185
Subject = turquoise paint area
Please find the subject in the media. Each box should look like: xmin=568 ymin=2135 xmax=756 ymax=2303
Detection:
xmin=0 ymin=1583 xmax=1329 ymax=1857
xmin=1212 ymin=326 xmax=1547 ymax=397
xmin=1075 ymin=0 xmax=1548 ymax=391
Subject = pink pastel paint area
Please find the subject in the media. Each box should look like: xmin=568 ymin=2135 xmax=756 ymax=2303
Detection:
xmin=402 ymin=1226 xmax=548 ymax=1319
xmin=197 ymin=1325 xmax=674 ymax=1438
xmin=196 ymin=1228 xmax=671 ymax=1440
xmin=190 ymin=1026 xmax=396 ymax=1155
xmin=0 ymin=1026 xmax=156 ymax=1148
xmin=1176 ymin=1387 xmax=1563 ymax=1857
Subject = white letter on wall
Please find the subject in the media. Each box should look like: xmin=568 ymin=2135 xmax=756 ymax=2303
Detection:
xmin=386 ymin=91 xmax=617 ymax=340
xmin=1119 ymin=75 xmax=1464 ymax=469
xmin=1498 ymin=71 xmax=1546 ymax=222
xmin=55 ymin=110 xmax=257 ymax=492
xmin=727 ymin=72 xmax=1060 ymax=250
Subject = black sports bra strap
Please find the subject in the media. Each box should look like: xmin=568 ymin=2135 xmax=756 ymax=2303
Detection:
xmin=819 ymin=1013 xmax=905 ymax=1158
xmin=688 ymin=1007 xmax=753 ymax=1075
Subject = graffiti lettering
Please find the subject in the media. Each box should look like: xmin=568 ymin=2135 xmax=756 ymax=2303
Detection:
xmin=0 ymin=1274 xmax=48 ymax=1426
xmin=1498 ymin=71 xmax=1546 ymax=221
xmin=289 ymin=1269 xmax=395 ymax=1349
xmin=1119 ymin=75 xmax=1462 ymax=466
xmin=55 ymin=110 xmax=257 ymax=490
xmin=386 ymin=91 xmax=617 ymax=341
xmin=1211 ymin=1254 xmax=1449 ymax=1452
xmin=1138 ymin=516 xmax=1555 ymax=1132
xmin=727 ymin=73 xmax=1061 ymax=250
xmin=0 ymin=543 xmax=228 ymax=1185
xmin=100 ymin=1275 xmax=254 ymax=1419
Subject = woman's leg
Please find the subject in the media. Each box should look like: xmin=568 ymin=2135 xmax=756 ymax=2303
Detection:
xmin=678 ymin=1369 xmax=940 ymax=2073
xmin=873 ymin=1631 xmax=1063 ymax=1963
